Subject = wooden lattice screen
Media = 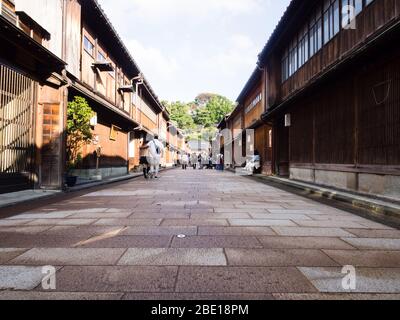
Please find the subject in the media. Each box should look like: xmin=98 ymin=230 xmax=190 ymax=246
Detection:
xmin=0 ymin=63 xmax=36 ymax=193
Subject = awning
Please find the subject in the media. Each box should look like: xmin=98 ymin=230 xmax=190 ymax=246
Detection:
xmin=0 ymin=14 xmax=66 ymax=73
xmin=70 ymin=80 xmax=139 ymax=126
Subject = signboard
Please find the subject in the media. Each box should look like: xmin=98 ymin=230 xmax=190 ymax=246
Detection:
xmin=110 ymin=125 xmax=121 ymax=141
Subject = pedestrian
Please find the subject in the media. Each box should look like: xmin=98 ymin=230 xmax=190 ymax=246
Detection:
xmin=216 ymin=153 xmax=224 ymax=171
xmin=245 ymin=150 xmax=261 ymax=175
xmin=139 ymin=138 xmax=150 ymax=179
xmin=191 ymin=153 xmax=197 ymax=169
xmin=147 ymin=135 xmax=164 ymax=179
xmin=181 ymin=153 xmax=189 ymax=170
xmin=176 ymin=152 xmax=181 ymax=167
xmin=198 ymin=154 xmax=202 ymax=170
xmin=207 ymin=154 xmax=213 ymax=169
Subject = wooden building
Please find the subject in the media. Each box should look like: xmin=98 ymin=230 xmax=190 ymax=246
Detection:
xmin=11 ymin=0 xmax=173 ymax=184
xmin=220 ymin=68 xmax=273 ymax=174
xmin=1 ymin=0 xmax=187 ymax=193
xmin=256 ymin=0 xmax=400 ymax=200
xmin=0 ymin=0 xmax=66 ymax=193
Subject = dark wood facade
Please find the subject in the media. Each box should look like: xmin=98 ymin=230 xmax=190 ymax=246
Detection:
xmin=0 ymin=2 xmax=66 ymax=193
xmin=222 ymin=68 xmax=273 ymax=174
xmin=259 ymin=0 xmax=400 ymax=199
xmin=278 ymin=0 xmax=400 ymax=101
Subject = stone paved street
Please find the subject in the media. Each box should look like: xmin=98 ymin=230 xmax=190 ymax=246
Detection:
xmin=1 ymin=169 xmax=400 ymax=300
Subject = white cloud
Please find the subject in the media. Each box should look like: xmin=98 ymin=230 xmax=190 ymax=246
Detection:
xmin=125 ymin=39 xmax=183 ymax=100
xmin=127 ymin=39 xmax=179 ymax=77
xmin=230 ymin=34 xmax=255 ymax=50
xmin=198 ymin=34 xmax=257 ymax=76
xmin=97 ymin=0 xmax=291 ymax=101
xmin=127 ymin=0 xmax=262 ymax=19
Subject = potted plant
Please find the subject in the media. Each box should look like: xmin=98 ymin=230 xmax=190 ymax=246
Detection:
xmin=65 ymin=96 xmax=94 ymax=187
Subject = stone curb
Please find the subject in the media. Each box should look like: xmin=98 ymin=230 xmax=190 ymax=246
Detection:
xmin=252 ymin=174 xmax=400 ymax=227
xmin=0 ymin=167 xmax=176 ymax=210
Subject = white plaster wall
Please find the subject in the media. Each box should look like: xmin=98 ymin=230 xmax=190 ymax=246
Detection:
xmin=315 ymin=170 xmax=358 ymax=191
xmin=290 ymin=168 xmax=314 ymax=183
xmin=359 ymin=174 xmax=400 ymax=201
xmin=15 ymin=0 xmax=64 ymax=58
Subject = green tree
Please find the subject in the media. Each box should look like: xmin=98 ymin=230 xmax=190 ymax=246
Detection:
xmin=193 ymin=95 xmax=235 ymax=128
xmin=194 ymin=93 xmax=216 ymax=107
xmin=66 ymin=96 xmax=94 ymax=170
xmin=207 ymin=95 xmax=235 ymax=125
xmin=164 ymin=101 xmax=195 ymax=130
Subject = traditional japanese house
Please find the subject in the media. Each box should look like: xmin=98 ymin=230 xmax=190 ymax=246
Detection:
xmin=14 ymin=0 xmax=165 ymax=182
xmin=258 ymin=0 xmax=400 ymax=200
xmin=236 ymin=68 xmax=272 ymax=174
xmin=221 ymin=68 xmax=272 ymax=174
xmin=0 ymin=0 xmax=66 ymax=193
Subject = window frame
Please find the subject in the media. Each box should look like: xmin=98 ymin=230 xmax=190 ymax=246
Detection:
xmin=280 ymin=0 xmax=374 ymax=83
xmin=83 ymin=36 xmax=94 ymax=57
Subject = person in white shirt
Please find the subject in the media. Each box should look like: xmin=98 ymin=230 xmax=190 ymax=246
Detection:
xmin=181 ymin=153 xmax=189 ymax=170
xmin=191 ymin=153 xmax=198 ymax=169
xmin=147 ymin=135 xmax=164 ymax=179
xmin=245 ymin=150 xmax=261 ymax=174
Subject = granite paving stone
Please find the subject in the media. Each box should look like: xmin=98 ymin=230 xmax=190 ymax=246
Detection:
xmin=120 ymin=226 xmax=198 ymax=236
xmin=77 ymin=235 xmax=172 ymax=248
xmin=161 ymin=219 xmax=229 ymax=227
xmin=250 ymin=213 xmax=312 ymax=220
xmin=0 ymin=266 xmax=48 ymax=290
xmin=293 ymin=220 xmax=369 ymax=229
xmin=198 ymin=226 xmax=277 ymax=236
xmin=299 ymin=267 xmax=400 ymax=293
xmin=0 ymin=248 xmax=28 ymax=264
xmin=7 ymin=213 xmax=75 ymax=220
xmin=0 ymin=220 xmax=33 ymax=227
xmin=27 ymin=219 xmax=97 ymax=226
xmin=0 ymin=235 xmax=84 ymax=248
xmin=272 ymin=227 xmax=356 ymax=238
xmin=229 ymin=219 xmax=297 ymax=227
xmin=273 ymin=293 xmax=400 ymax=300
xmin=118 ymin=248 xmax=227 ymax=266
xmin=341 ymin=238 xmax=400 ymax=250
xmin=258 ymin=236 xmax=356 ymax=250
xmin=0 ymin=291 xmax=125 ymax=300
xmin=322 ymin=250 xmax=400 ymax=267
xmin=0 ymin=168 xmax=398 ymax=298
xmin=10 ymin=248 xmax=126 ymax=266
xmin=175 ymin=267 xmax=317 ymax=293
xmin=171 ymin=236 xmax=263 ymax=248
xmin=344 ymin=229 xmax=400 ymax=239
xmin=69 ymin=212 xmax=133 ymax=219
xmin=122 ymin=293 xmax=274 ymax=300
xmin=52 ymin=266 xmax=178 ymax=292
xmin=0 ymin=226 xmax=52 ymax=234
xmin=225 ymin=249 xmax=339 ymax=267
xmin=94 ymin=219 xmax=162 ymax=226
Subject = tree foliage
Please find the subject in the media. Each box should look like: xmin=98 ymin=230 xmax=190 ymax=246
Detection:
xmin=193 ymin=95 xmax=235 ymax=128
xmin=164 ymin=101 xmax=195 ymax=130
xmin=66 ymin=96 xmax=94 ymax=170
xmin=164 ymin=93 xmax=235 ymax=142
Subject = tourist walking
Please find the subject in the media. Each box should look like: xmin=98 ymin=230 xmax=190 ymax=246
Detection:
xmin=139 ymin=139 xmax=150 ymax=179
xmin=148 ymin=135 xmax=164 ymax=179
xmin=191 ymin=153 xmax=198 ymax=169
xmin=181 ymin=153 xmax=189 ymax=170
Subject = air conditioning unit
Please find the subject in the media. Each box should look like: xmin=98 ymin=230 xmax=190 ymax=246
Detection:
xmin=285 ymin=114 xmax=291 ymax=127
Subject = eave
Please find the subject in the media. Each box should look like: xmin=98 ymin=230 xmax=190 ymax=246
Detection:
xmin=0 ymin=14 xmax=66 ymax=73
xmin=261 ymin=18 xmax=400 ymax=122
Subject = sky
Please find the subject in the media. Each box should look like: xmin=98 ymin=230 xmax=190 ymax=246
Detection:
xmin=98 ymin=0 xmax=291 ymax=103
